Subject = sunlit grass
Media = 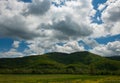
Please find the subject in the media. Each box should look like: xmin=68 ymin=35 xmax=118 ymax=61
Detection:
xmin=0 ymin=74 xmax=120 ymax=83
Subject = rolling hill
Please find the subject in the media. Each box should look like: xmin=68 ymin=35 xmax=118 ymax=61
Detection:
xmin=0 ymin=51 xmax=120 ymax=75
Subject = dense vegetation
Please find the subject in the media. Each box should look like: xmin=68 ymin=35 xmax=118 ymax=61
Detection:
xmin=0 ymin=51 xmax=120 ymax=75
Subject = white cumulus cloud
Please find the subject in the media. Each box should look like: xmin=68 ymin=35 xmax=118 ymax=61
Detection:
xmin=91 ymin=41 xmax=120 ymax=57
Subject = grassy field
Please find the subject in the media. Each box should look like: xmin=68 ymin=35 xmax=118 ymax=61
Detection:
xmin=0 ymin=74 xmax=120 ymax=83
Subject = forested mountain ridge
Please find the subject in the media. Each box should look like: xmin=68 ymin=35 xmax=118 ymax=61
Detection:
xmin=0 ymin=51 xmax=120 ymax=75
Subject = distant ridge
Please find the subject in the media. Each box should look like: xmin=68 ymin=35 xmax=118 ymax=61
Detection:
xmin=106 ymin=56 xmax=120 ymax=61
xmin=0 ymin=51 xmax=120 ymax=75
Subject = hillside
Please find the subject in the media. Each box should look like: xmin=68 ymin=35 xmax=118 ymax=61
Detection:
xmin=106 ymin=56 xmax=120 ymax=61
xmin=0 ymin=51 xmax=120 ymax=75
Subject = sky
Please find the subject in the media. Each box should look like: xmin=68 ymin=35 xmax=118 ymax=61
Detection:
xmin=0 ymin=0 xmax=120 ymax=58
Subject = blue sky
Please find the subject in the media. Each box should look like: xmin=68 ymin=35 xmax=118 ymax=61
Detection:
xmin=0 ymin=0 xmax=120 ymax=58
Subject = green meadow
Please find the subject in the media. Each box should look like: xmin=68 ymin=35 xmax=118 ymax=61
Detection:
xmin=0 ymin=74 xmax=120 ymax=83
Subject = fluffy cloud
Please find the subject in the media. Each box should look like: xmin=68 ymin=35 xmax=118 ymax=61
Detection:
xmin=0 ymin=0 xmax=40 ymax=39
xmin=41 ymin=15 xmax=93 ymax=41
xmin=91 ymin=41 xmax=120 ymax=57
xmin=0 ymin=15 xmax=40 ymax=39
xmin=52 ymin=41 xmax=85 ymax=53
xmin=26 ymin=0 xmax=51 ymax=15
xmin=0 ymin=0 xmax=93 ymax=40
xmin=101 ymin=0 xmax=120 ymax=35
xmin=0 ymin=0 xmax=26 ymax=16
xmin=0 ymin=40 xmax=24 ymax=58
xmin=1 ymin=0 xmax=120 ymax=57
xmin=0 ymin=49 xmax=24 ymax=58
xmin=83 ymin=38 xmax=99 ymax=48
xmin=91 ymin=0 xmax=120 ymax=38
xmin=12 ymin=41 xmax=20 ymax=48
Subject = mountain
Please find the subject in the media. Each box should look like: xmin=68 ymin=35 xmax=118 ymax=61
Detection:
xmin=106 ymin=56 xmax=120 ymax=61
xmin=0 ymin=51 xmax=120 ymax=75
